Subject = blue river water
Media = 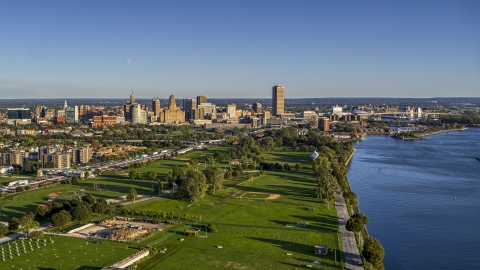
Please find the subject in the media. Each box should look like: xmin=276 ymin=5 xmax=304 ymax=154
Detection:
xmin=347 ymin=128 xmax=480 ymax=270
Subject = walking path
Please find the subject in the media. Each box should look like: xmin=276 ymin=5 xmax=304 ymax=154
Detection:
xmin=334 ymin=190 xmax=364 ymax=270
xmin=0 ymin=223 xmax=52 ymax=244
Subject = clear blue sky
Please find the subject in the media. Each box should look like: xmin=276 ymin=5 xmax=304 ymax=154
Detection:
xmin=1 ymin=0 xmax=479 ymax=99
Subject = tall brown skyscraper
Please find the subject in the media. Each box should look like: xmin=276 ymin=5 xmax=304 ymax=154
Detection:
xmin=196 ymin=95 xmax=207 ymax=105
xmin=152 ymin=97 xmax=161 ymax=116
xmin=272 ymin=85 xmax=284 ymax=116
xmin=252 ymin=102 xmax=262 ymax=113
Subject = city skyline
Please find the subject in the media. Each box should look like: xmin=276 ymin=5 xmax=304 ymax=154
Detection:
xmin=1 ymin=1 xmax=479 ymax=99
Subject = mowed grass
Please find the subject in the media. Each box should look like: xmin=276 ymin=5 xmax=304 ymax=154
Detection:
xmin=0 ymin=176 xmax=158 ymax=221
xmin=142 ymin=225 xmax=340 ymax=270
xmin=0 ymin=236 xmax=138 ymax=270
xmin=132 ymin=168 xmax=343 ymax=269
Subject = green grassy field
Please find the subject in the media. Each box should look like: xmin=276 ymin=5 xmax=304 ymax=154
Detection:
xmin=0 ymin=147 xmax=344 ymax=269
xmin=129 ymin=169 xmax=343 ymax=270
xmin=0 ymin=236 xmax=138 ymax=270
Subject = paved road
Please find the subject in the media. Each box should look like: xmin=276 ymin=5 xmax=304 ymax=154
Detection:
xmin=0 ymin=223 xmax=52 ymax=244
xmin=334 ymin=190 xmax=364 ymax=270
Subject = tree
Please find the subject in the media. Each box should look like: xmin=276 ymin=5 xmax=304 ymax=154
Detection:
xmin=126 ymin=187 xmax=138 ymax=201
xmin=35 ymin=206 xmax=50 ymax=218
xmin=312 ymin=157 xmax=331 ymax=178
xmin=203 ymin=166 xmax=224 ymax=194
xmin=176 ymin=169 xmax=207 ymax=201
xmin=283 ymin=163 xmax=291 ymax=172
xmin=351 ymin=212 xmax=369 ymax=225
xmin=71 ymin=176 xmax=79 ymax=184
xmin=128 ymin=169 xmax=138 ymax=180
xmin=94 ymin=169 xmax=102 ymax=176
xmin=72 ymin=204 xmax=91 ymax=221
xmin=82 ymin=193 xmax=96 ymax=205
xmin=362 ymin=237 xmax=385 ymax=268
xmin=92 ymin=198 xmax=108 ymax=214
xmin=316 ymin=175 xmax=335 ymax=200
xmin=51 ymin=210 xmax=72 ymax=229
xmin=0 ymin=226 xmax=9 ymax=236
xmin=345 ymin=216 xmax=363 ymax=234
xmin=205 ymin=223 xmax=217 ymax=233
xmin=16 ymin=186 xmax=24 ymax=193
xmin=154 ymin=180 xmax=163 ymax=194
xmin=84 ymin=171 xmax=90 ymax=179
xmin=8 ymin=217 xmax=21 ymax=231
xmin=29 ymin=231 xmax=44 ymax=239
xmin=20 ymin=213 xmax=39 ymax=236
xmin=147 ymin=171 xmax=157 ymax=181
xmin=295 ymin=163 xmax=302 ymax=171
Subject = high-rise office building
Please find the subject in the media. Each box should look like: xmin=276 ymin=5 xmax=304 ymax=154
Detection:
xmin=227 ymin=104 xmax=236 ymax=118
xmin=131 ymin=104 xmax=148 ymax=124
xmin=252 ymin=102 xmax=262 ymax=114
xmin=197 ymin=95 xmax=207 ymax=105
xmin=272 ymin=85 xmax=285 ymax=116
xmin=183 ymin=98 xmax=197 ymax=121
xmin=152 ymin=97 xmax=161 ymax=116
xmin=7 ymin=108 xmax=31 ymax=120
xmin=161 ymin=95 xmax=185 ymax=124
xmin=78 ymin=105 xmax=91 ymax=120
xmin=66 ymin=107 xmax=75 ymax=123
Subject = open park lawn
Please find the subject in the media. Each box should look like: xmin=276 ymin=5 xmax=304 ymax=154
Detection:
xmin=131 ymin=170 xmax=343 ymax=270
xmin=0 ymin=176 xmax=156 ymax=222
xmin=0 ymin=236 xmax=138 ymax=270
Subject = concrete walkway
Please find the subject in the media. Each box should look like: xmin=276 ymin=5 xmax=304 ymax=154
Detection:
xmin=334 ymin=190 xmax=364 ymax=270
xmin=0 ymin=223 xmax=52 ymax=244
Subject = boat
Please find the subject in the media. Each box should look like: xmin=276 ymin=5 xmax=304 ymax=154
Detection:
xmin=476 ymin=157 xmax=480 ymax=161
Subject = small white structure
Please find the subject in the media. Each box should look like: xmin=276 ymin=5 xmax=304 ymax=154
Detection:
xmin=7 ymin=180 xmax=29 ymax=187
xmin=0 ymin=166 xmax=13 ymax=174
xmin=310 ymin=151 xmax=319 ymax=159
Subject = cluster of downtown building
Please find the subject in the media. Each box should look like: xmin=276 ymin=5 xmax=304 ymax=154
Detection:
xmin=0 ymin=85 xmax=426 ymax=171
xmin=2 ymin=85 xmax=289 ymax=129
xmin=0 ymin=85 xmax=287 ymax=172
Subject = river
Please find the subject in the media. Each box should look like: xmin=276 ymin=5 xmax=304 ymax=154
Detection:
xmin=347 ymin=128 xmax=480 ymax=269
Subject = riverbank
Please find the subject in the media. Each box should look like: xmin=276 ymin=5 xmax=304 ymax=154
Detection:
xmin=392 ymin=127 xmax=467 ymax=140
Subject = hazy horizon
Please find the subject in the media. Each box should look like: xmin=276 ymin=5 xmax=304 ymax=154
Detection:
xmin=1 ymin=1 xmax=479 ymax=98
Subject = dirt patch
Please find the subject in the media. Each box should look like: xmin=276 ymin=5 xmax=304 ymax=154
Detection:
xmin=48 ymin=192 xmax=59 ymax=197
xmin=176 ymin=157 xmax=191 ymax=161
xmin=237 ymin=192 xmax=281 ymax=200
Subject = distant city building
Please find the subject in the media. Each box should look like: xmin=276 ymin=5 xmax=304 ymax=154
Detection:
xmin=161 ymin=95 xmax=185 ymax=124
xmin=272 ymin=85 xmax=285 ymax=116
xmin=131 ymin=104 xmax=148 ymax=124
xmin=197 ymin=103 xmax=216 ymax=118
xmin=332 ymin=105 xmax=343 ymax=116
xmin=78 ymin=105 xmax=92 ymax=120
xmin=227 ymin=104 xmax=236 ymax=118
xmin=72 ymin=147 xmax=93 ymax=164
xmin=152 ymin=97 xmax=161 ymax=116
xmin=183 ymin=98 xmax=197 ymax=121
xmin=52 ymin=152 xmax=71 ymax=169
xmin=92 ymin=115 xmax=118 ymax=127
xmin=252 ymin=102 xmax=262 ymax=114
xmin=319 ymin=117 xmax=330 ymax=131
xmin=197 ymin=95 xmax=207 ymax=105
xmin=66 ymin=107 xmax=75 ymax=123
xmin=7 ymin=108 xmax=31 ymax=125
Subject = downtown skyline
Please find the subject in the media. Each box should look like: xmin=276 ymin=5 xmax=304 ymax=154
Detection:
xmin=1 ymin=1 xmax=479 ymax=99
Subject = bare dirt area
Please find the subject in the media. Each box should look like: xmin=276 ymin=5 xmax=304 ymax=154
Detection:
xmin=71 ymin=218 xmax=166 ymax=240
xmin=237 ymin=192 xmax=281 ymax=200
xmin=176 ymin=157 xmax=191 ymax=161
